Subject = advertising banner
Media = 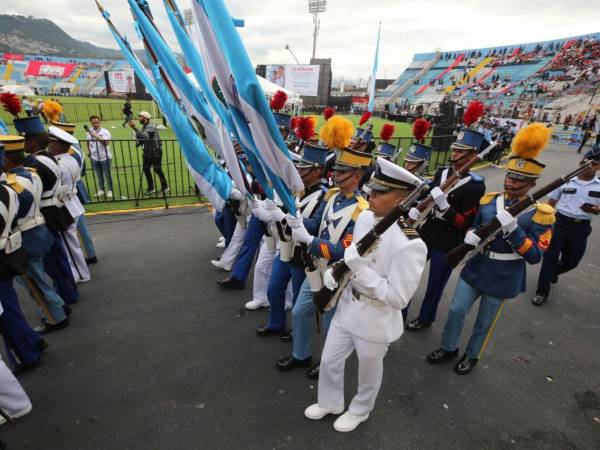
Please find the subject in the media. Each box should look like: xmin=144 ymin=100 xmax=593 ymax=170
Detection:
xmin=265 ymin=64 xmax=319 ymax=96
xmin=3 ymin=53 xmax=24 ymax=61
xmin=107 ymin=69 xmax=136 ymax=93
xmin=24 ymin=61 xmax=76 ymax=78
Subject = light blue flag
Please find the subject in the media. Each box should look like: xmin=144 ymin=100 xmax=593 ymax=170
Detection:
xmin=367 ymin=22 xmax=381 ymax=113
xmin=195 ymin=0 xmax=303 ymax=213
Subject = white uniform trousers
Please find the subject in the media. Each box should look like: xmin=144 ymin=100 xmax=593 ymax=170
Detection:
xmin=0 ymin=356 xmax=31 ymax=418
xmin=251 ymin=242 xmax=292 ymax=307
xmin=318 ymin=318 xmax=389 ymax=417
xmin=218 ymin=220 xmax=246 ymax=269
xmin=61 ymin=215 xmax=91 ymax=283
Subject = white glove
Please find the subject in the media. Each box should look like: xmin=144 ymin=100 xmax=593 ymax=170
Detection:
xmin=229 ymin=188 xmax=244 ymax=201
xmin=265 ymin=200 xmax=286 ymax=223
xmin=252 ymin=201 xmax=271 ymax=222
xmin=431 ymin=187 xmax=450 ymax=211
xmin=464 ymin=229 xmax=482 ymax=246
xmin=291 ymin=222 xmax=313 ymax=244
xmin=323 ymin=268 xmax=339 ymax=290
xmin=408 ymin=207 xmax=420 ymax=221
xmin=496 ymin=209 xmax=518 ymax=234
xmin=285 ymin=213 xmax=300 ymax=228
xmin=344 ymin=243 xmax=369 ymax=274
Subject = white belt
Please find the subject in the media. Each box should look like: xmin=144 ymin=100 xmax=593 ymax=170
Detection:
xmin=481 ymin=249 xmax=522 ymax=261
xmin=16 ymin=215 xmax=45 ymax=232
xmin=352 ymin=288 xmax=387 ymax=308
xmin=317 ymin=258 xmax=329 ymax=274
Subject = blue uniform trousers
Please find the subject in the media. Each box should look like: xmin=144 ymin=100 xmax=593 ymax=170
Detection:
xmin=18 ymin=257 xmax=67 ymax=323
xmin=266 ymin=256 xmax=306 ymax=331
xmin=0 ymin=280 xmax=43 ymax=368
xmin=415 ymin=248 xmax=454 ymax=325
xmin=441 ymin=278 xmax=507 ymax=360
xmin=77 ymin=215 xmax=97 ymax=260
xmin=292 ymin=278 xmax=335 ymax=361
xmin=214 ymin=207 xmax=237 ymax=247
xmin=230 ymin=215 xmax=264 ymax=283
xmin=44 ymin=229 xmax=79 ymax=304
xmin=536 ymin=214 xmax=591 ymax=297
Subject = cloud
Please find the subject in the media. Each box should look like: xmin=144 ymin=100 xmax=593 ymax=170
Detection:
xmin=1 ymin=0 xmax=599 ymax=81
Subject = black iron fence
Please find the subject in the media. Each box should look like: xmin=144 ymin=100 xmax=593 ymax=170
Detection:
xmin=79 ymin=139 xmax=198 ymax=204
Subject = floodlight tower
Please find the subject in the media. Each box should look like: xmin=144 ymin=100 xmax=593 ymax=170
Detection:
xmin=308 ymin=0 xmax=327 ymax=60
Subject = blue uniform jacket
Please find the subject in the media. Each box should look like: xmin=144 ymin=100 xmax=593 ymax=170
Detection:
xmin=460 ymin=193 xmax=554 ymax=299
xmin=303 ymin=188 xmax=367 ymax=262
xmin=9 ymin=167 xmax=54 ymax=258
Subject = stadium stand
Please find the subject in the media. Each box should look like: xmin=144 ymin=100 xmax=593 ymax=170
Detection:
xmin=0 ymin=54 xmax=130 ymax=96
xmin=378 ymin=32 xmax=600 ymax=123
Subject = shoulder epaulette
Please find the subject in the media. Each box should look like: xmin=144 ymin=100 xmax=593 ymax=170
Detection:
xmin=480 ymin=192 xmax=501 ymax=205
xmin=5 ymin=174 xmax=24 ymax=193
xmin=324 ymin=187 xmax=340 ymax=201
xmin=470 ymin=173 xmax=485 ymax=183
xmin=532 ymin=202 xmax=556 ymax=226
xmin=351 ymin=196 xmax=369 ymax=221
xmin=402 ymin=226 xmax=421 ymax=240
xmin=24 ymin=167 xmax=37 ymax=174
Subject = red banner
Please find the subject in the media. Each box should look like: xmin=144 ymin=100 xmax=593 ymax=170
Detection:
xmin=24 ymin=61 xmax=76 ymax=78
xmin=352 ymin=96 xmax=368 ymax=104
xmin=3 ymin=53 xmax=24 ymax=61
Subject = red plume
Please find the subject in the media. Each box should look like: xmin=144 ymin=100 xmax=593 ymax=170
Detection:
xmin=380 ymin=124 xmax=395 ymax=142
xmin=296 ymin=116 xmax=315 ymax=141
xmin=323 ymin=106 xmax=335 ymax=120
xmin=412 ymin=118 xmax=431 ymax=143
xmin=463 ymin=100 xmax=485 ymax=127
xmin=359 ymin=111 xmax=372 ymax=126
xmin=0 ymin=93 xmax=22 ymax=117
xmin=290 ymin=116 xmax=300 ymax=131
xmin=269 ymin=90 xmax=288 ymax=111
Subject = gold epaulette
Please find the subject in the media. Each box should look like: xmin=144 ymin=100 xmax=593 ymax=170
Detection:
xmin=480 ymin=192 xmax=501 ymax=205
xmin=24 ymin=167 xmax=37 ymax=174
xmin=532 ymin=202 xmax=556 ymax=225
xmin=5 ymin=174 xmax=24 ymax=193
xmin=324 ymin=187 xmax=340 ymax=201
xmin=403 ymin=227 xmax=420 ymax=240
xmin=351 ymin=196 xmax=369 ymax=221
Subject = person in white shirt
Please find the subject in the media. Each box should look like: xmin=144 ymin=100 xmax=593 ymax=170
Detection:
xmin=85 ymin=116 xmax=113 ymax=199
xmin=304 ymin=158 xmax=428 ymax=432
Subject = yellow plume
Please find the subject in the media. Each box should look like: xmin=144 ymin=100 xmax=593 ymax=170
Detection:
xmin=319 ymin=116 xmax=354 ymax=150
xmin=511 ymin=123 xmax=551 ymax=160
xmin=42 ymin=100 xmax=63 ymax=123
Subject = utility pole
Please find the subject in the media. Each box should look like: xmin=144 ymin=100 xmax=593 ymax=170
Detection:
xmin=308 ymin=1 xmax=327 ymax=60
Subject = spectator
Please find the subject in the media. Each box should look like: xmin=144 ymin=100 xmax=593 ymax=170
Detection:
xmin=85 ymin=115 xmax=114 ymax=199
xmin=129 ymin=111 xmax=169 ymax=195
xmin=577 ymin=128 xmax=592 ymax=154
xmin=122 ymin=98 xmax=133 ymax=127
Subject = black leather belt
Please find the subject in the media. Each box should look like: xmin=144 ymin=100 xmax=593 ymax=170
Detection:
xmin=556 ymin=212 xmax=590 ymax=224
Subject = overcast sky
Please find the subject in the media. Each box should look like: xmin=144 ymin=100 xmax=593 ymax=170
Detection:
xmin=3 ymin=0 xmax=600 ymax=81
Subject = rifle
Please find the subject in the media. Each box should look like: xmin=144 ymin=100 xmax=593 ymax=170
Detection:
xmin=445 ymin=160 xmax=595 ymax=268
xmin=312 ymin=180 xmax=429 ymax=313
xmin=411 ymin=141 xmax=497 ymax=228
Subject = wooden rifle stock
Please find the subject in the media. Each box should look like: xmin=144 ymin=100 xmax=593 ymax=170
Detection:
xmin=312 ymin=181 xmax=428 ymax=313
xmin=445 ymin=161 xmax=594 ymax=268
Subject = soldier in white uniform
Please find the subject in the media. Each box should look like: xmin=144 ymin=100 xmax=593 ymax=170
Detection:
xmin=305 ymin=158 xmax=428 ymax=432
xmin=47 ymin=126 xmax=91 ymax=284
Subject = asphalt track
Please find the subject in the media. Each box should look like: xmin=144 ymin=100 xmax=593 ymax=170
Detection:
xmin=1 ymin=143 xmax=599 ymax=450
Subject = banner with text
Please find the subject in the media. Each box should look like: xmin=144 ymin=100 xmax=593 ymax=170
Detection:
xmin=107 ymin=69 xmax=136 ymax=93
xmin=24 ymin=61 xmax=76 ymax=78
xmin=266 ymin=64 xmax=319 ymax=96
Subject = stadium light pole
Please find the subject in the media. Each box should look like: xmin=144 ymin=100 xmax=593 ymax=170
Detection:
xmin=308 ymin=0 xmax=326 ymax=60
xmin=285 ymin=44 xmax=301 ymax=64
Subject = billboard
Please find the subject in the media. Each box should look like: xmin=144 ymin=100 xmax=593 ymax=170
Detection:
xmin=107 ymin=69 xmax=136 ymax=94
xmin=25 ymin=61 xmax=76 ymax=78
xmin=266 ymin=64 xmax=320 ymax=96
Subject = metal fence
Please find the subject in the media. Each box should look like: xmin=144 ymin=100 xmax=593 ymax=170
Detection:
xmin=80 ymin=139 xmax=197 ymax=205
xmin=0 ymin=101 xmax=163 ymax=124
xmin=80 ymin=135 xmax=457 ymax=205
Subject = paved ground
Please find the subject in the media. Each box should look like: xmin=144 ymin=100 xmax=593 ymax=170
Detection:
xmin=1 ymin=144 xmax=599 ymax=450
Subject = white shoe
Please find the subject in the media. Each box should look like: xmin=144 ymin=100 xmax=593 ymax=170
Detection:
xmin=216 ymin=240 xmax=225 ymax=249
xmin=210 ymin=259 xmax=231 ymax=271
xmin=333 ymin=411 xmax=369 ymax=432
xmin=244 ymin=300 xmax=269 ymax=310
xmin=95 ymin=190 xmax=104 ymax=197
xmin=304 ymin=403 xmax=344 ymax=420
xmin=0 ymin=403 xmax=32 ymax=426
xmin=106 ymin=190 xmax=113 ymax=199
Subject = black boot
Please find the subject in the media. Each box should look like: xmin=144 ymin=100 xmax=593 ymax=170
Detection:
xmin=216 ymin=276 xmax=245 ymax=290
xmin=426 ymin=348 xmax=459 ymax=364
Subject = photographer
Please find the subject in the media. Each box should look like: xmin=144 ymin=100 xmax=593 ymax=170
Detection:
xmin=85 ymin=116 xmax=113 ymax=199
xmin=129 ymin=111 xmax=169 ymax=195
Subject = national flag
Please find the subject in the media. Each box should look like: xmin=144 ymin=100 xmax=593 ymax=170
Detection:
xmin=367 ymin=22 xmax=381 ymax=113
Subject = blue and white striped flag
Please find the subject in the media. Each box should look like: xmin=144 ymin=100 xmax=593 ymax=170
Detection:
xmin=193 ymin=0 xmax=303 ymax=213
xmin=367 ymin=22 xmax=381 ymax=113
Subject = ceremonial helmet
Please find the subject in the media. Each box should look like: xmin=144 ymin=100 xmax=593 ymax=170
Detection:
xmin=504 ymin=123 xmax=551 ymax=180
